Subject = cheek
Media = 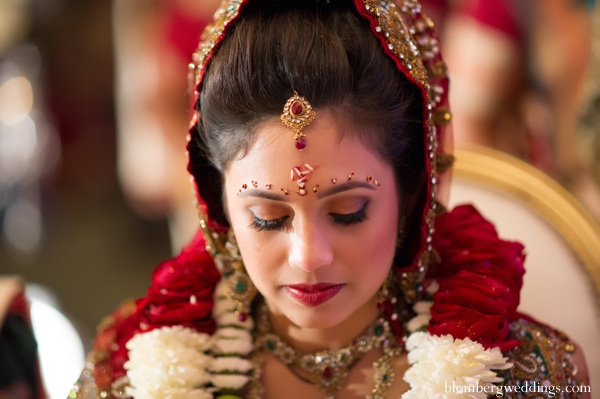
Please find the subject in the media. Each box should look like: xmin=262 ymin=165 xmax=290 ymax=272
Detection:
xmin=224 ymin=196 xmax=284 ymax=291
xmin=348 ymin=224 xmax=396 ymax=278
xmin=228 ymin=215 xmax=287 ymax=292
xmin=341 ymin=195 xmax=399 ymax=270
xmin=231 ymin=229 xmax=268 ymax=291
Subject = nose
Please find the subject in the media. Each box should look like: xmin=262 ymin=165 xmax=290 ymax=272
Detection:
xmin=288 ymin=220 xmax=334 ymax=272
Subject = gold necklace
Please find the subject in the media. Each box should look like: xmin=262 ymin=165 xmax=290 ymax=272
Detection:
xmin=248 ymin=303 xmax=401 ymax=399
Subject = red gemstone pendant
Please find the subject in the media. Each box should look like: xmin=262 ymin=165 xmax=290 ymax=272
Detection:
xmin=295 ymin=137 xmax=306 ymax=149
xmin=322 ymin=367 xmax=332 ymax=379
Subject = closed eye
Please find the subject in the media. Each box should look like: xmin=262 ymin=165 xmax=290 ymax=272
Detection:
xmin=329 ymin=200 xmax=370 ymax=226
xmin=250 ymin=215 xmax=289 ymax=231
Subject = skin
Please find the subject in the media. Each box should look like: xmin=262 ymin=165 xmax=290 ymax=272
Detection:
xmin=224 ymin=111 xmax=412 ymax=397
xmin=223 ymin=110 xmax=400 ymax=352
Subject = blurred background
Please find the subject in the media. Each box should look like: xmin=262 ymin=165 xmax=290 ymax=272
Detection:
xmin=0 ymin=0 xmax=599 ymax=398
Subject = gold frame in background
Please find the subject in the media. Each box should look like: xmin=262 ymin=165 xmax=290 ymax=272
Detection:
xmin=453 ymin=144 xmax=600 ymax=307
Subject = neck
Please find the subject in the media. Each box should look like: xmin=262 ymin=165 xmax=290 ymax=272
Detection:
xmin=265 ymin=295 xmax=380 ymax=353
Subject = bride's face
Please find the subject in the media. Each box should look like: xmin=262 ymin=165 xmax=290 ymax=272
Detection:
xmin=223 ymin=111 xmax=399 ymax=329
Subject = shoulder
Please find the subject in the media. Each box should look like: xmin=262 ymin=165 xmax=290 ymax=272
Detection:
xmin=499 ymin=317 xmax=590 ymax=398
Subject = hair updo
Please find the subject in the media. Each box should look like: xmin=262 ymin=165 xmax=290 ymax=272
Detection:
xmin=194 ymin=0 xmax=426 ymax=265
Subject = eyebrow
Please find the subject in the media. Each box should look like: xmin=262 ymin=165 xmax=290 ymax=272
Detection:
xmin=316 ymin=181 xmax=376 ymax=199
xmin=238 ymin=189 xmax=290 ymax=202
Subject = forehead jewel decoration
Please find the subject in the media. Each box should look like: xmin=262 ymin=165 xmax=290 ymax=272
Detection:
xmin=281 ymin=91 xmax=316 ymax=150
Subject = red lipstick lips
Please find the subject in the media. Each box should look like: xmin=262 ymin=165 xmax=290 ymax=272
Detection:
xmin=285 ymin=283 xmax=345 ymax=306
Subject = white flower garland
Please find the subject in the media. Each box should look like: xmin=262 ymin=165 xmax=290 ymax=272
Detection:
xmin=405 ymin=300 xmax=433 ymax=333
xmin=123 ymin=278 xmax=513 ymax=398
xmin=402 ymin=290 xmax=513 ymax=399
xmin=209 ymin=281 xmax=254 ymax=390
xmin=123 ymin=280 xmax=255 ymax=398
xmin=402 ymin=332 xmax=513 ymax=399
xmin=124 ymin=326 xmax=214 ymax=399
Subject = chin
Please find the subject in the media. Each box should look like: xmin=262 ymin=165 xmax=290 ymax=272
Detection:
xmin=286 ymin=306 xmax=352 ymax=330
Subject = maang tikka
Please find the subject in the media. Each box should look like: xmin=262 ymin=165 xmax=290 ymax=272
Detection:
xmin=281 ymin=91 xmax=316 ymax=150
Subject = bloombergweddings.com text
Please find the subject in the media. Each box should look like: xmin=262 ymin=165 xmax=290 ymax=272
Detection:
xmin=445 ymin=381 xmax=591 ymax=397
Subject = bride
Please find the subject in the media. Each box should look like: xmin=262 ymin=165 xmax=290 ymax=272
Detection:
xmin=69 ymin=0 xmax=589 ymax=398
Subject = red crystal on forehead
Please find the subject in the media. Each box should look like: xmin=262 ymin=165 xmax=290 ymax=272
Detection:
xmin=291 ymin=101 xmax=303 ymax=116
xmin=323 ymin=367 xmax=332 ymax=379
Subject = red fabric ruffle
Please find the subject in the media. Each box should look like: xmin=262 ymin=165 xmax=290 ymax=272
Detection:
xmin=427 ymin=204 xmax=525 ymax=352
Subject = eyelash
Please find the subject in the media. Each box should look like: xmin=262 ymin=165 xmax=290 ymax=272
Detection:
xmin=250 ymin=215 xmax=290 ymax=232
xmin=330 ymin=201 xmax=370 ymax=226
xmin=249 ymin=201 xmax=370 ymax=231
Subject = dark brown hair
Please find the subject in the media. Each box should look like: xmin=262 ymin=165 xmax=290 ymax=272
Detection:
xmin=193 ymin=0 xmax=426 ymax=264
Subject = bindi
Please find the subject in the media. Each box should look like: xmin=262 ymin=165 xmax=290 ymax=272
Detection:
xmin=290 ymin=164 xmax=315 ymax=196
xmin=236 ymin=167 xmax=381 ymax=197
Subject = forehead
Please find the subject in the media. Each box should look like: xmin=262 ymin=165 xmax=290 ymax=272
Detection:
xmin=224 ymin=111 xmax=391 ymax=185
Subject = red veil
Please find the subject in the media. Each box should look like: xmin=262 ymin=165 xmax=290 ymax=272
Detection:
xmin=88 ymin=0 xmax=533 ymax=392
